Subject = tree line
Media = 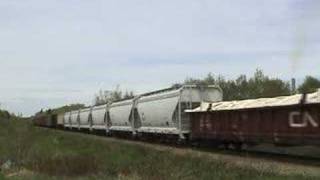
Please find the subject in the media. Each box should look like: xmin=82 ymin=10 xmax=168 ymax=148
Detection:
xmin=37 ymin=69 xmax=320 ymax=114
xmin=94 ymin=85 xmax=135 ymax=106
xmin=184 ymin=70 xmax=320 ymax=101
xmin=0 ymin=109 xmax=12 ymax=119
xmin=35 ymin=104 xmax=86 ymax=117
xmin=94 ymin=69 xmax=320 ymax=104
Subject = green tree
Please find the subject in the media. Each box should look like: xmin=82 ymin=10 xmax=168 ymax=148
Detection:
xmin=35 ymin=104 xmax=86 ymax=116
xmin=94 ymin=85 xmax=135 ymax=105
xmin=0 ymin=108 xmax=13 ymax=120
xmin=298 ymin=76 xmax=320 ymax=93
xmin=182 ymin=69 xmax=291 ymax=101
xmin=262 ymin=79 xmax=291 ymax=98
xmin=246 ymin=70 xmax=291 ymax=99
xmin=123 ymin=90 xmax=135 ymax=99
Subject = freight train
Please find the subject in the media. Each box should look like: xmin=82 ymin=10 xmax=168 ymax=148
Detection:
xmin=34 ymin=85 xmax=320 ymax=149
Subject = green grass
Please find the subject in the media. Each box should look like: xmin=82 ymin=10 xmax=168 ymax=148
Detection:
xmin=0 ymin=118 xmax=317 ymax=180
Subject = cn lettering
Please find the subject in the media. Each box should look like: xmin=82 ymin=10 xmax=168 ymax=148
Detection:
xmin=289 ymin=111 xmax=319 ymax=128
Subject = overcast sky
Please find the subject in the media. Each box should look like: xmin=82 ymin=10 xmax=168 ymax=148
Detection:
xmin=0 ymin=0 xmax=319 ymax=116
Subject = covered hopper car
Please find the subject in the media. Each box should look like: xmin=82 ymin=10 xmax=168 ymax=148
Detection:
xmin=61 ymin=85 xmax=223 ymax=140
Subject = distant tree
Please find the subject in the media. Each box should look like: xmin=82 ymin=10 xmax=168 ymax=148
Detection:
xmin=171 ymin=83 xmax=183 ymax=88
xmin=123 ymin=90 xmax=135 ymax=99
xmin=0 ymin=109 xmax=12 ymax=119
xmin=94 ymin=90 xmax=112 ymax=105
xmin=35 ymin=104 xmax=86 ymax=116
xmin=182 ymin=69 xmax=291 ymax=101
xmin=234 ymin=75 xmax=250 ymax=99
xmin=247 ymin=69 xmax=266 ymax=98
xmin=246 ymin=70 xmax=291 ymax=99
xmin=94 ymin=85 xmax=135 ymax=105
xmin=110 ymin=85 xmax=123 ymax=101
xmin=184 ymin=78 xmax=203 ymax=86
xmin=262 ymin=79 xmax=291 ymax=97
xmin=298 ymin=76 xmax=320 ymax=93
xmin=215 ymin=76 xmax=235 ymax=101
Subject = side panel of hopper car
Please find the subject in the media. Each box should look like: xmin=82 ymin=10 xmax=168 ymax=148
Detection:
xmin=63 ymin=112 xmax=71 ymax=127
xmin=109 ymin=101 xmax=133 ymax=132
xmin=70 ymin=111 xmax=79 ymax=128
xmin=79 ymin=108 xmax=91 ymax=128
xmin=135 ymin=87 xmax=223 ymax=135
xmin=191 ymin=103 xmax=320 ymax=146
xmin=92 ymin=105 xmax=107 ymax=129
xmin=136 ymin=94 xmax=180 ymax=134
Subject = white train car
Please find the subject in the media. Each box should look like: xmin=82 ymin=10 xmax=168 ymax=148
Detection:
xmin=135 ymin=89 xmax=180 ymax=134
xmin=70 ymin=110 xmax=80 ymax=129
xmin=135 ymin=85 xmax=222 ymax=139
xmin=63 ymin=112 xmax=71 ymax=128
xmin=79 ymin=108 xmax=91 ymax=129
xmin=109 ymin=99 xmax=135 ymax=133
xmin=62 ymin=85 xmax=223 ymax=140
xmin=91 ymin=104 xmax=108 ymax=130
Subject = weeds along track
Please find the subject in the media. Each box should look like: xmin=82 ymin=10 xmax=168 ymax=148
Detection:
xmin=39 ymin=127 xmax=320 ymax=177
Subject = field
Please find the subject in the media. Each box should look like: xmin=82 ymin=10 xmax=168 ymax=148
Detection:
xmin=0 ymin=118 xmax=319 ymax=180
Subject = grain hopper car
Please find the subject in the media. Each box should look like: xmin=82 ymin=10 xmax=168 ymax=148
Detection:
xmin=62 ymin=85 xmax=223 ymax=140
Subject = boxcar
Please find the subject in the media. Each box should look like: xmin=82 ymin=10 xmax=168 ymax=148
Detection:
xmin=33 ymin=113 xmax=57 ymax=128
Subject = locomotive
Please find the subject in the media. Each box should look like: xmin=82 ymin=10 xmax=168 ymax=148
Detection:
xmin=34 ymin=85 xmax=320 ymax=148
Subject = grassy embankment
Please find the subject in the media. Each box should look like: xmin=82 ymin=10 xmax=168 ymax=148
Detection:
xmin=0 ymin=118 xmax=317 ymax=180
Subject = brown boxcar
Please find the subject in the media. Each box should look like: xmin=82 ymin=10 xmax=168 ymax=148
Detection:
xmin=189 ymin=93 xmax=320 ymax=147
xmin=33 ymin=113 xmax=57 ymax=128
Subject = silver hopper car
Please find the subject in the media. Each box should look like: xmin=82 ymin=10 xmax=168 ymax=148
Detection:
xmin=63 ymin=85 xmax=223 ymax=140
